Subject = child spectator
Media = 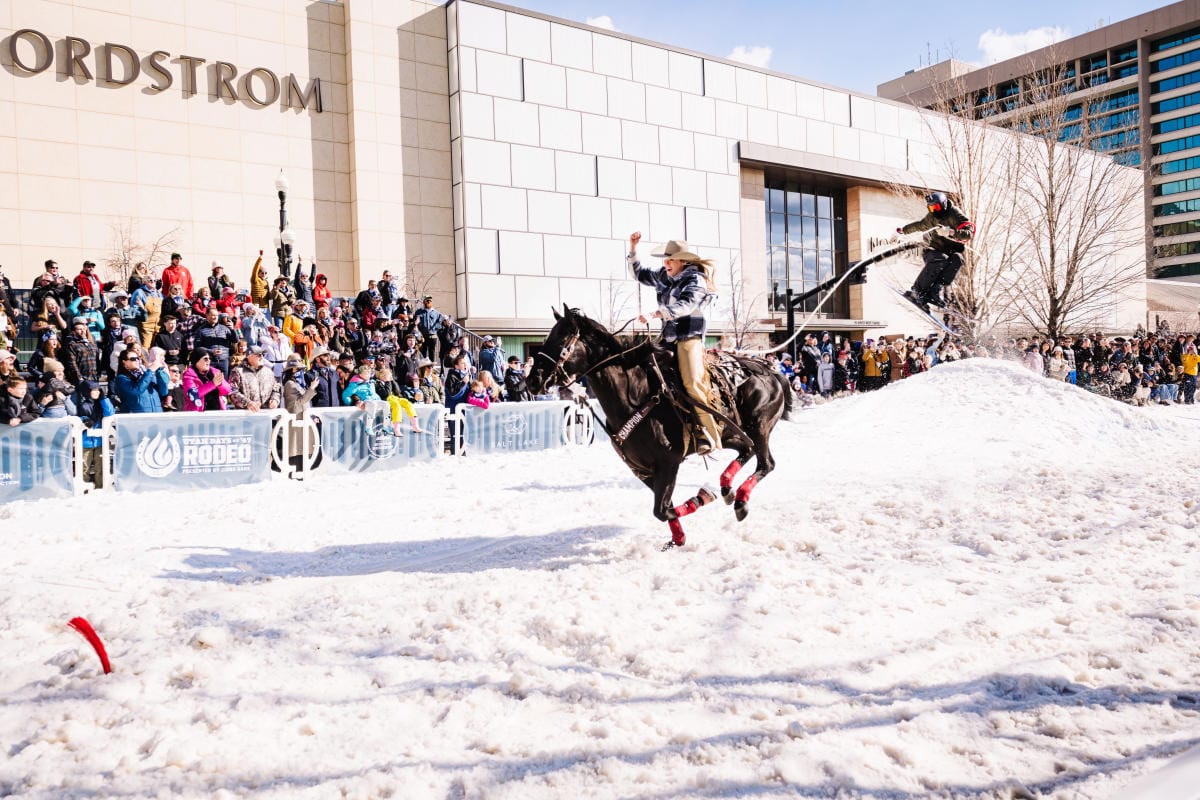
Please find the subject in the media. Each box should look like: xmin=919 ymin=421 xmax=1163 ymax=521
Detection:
xmin=0 ymin=377 xmax=41 ymax=426
xmin=373 ymin=365 xmax=425 ymax=435
xmin=35 ymin=358 xmax=73 ymax=419
xmin=466 ymin=379 xmax=490 ymax=410
xmin=71 ymin=379 xmax=114 ymax=488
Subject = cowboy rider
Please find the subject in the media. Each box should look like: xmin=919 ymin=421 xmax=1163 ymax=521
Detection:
xmin=627 ymin=231 xmax=721 ymax=456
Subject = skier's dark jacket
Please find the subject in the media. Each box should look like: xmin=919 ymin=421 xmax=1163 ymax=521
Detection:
xmin=901 ymin=204 xmax=972 ymax=255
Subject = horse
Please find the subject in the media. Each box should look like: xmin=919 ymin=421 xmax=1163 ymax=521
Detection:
xmin=527 ymin=305 xmax=793 ymax=549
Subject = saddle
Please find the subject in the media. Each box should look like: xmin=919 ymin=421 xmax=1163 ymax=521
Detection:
xmin=651 ymin=347 xmax=749 ymax=454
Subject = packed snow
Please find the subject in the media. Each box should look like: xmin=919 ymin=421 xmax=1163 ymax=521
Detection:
xmin=1 ymin=359 xmax=1198 ymax=799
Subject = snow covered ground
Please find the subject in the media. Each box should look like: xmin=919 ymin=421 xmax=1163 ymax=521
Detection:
xmin=1 ymin=359 xmax=1198 ymax=799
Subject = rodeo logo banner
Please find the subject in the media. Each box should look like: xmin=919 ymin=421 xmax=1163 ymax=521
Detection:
xmin=111 ymin=413 xmax=275 ymax=493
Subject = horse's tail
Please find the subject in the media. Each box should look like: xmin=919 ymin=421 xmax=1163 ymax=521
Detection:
xmin=775 ymin=372 xmax=794 ymax=421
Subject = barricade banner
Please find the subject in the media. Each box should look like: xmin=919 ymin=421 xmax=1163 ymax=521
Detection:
xmin=107 ymin=411 xmax=278 ymax=493
xmin=459 ymin=400 xmax=572 ymax=454
xmin=0 ymin=418 xmax=81 ymax=503
xmin=309 ymin=402 xmax=444 ymax=473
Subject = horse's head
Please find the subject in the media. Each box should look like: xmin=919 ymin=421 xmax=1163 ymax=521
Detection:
xmin=527 ymin=304 xmax=608 ymax=394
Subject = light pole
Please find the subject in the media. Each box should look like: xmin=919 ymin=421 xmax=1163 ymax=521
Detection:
xmin=274 ymin=170 xmax=294 ymax=276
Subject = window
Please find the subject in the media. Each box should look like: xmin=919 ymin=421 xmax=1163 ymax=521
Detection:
xmin=1113 ymin=44 xmax=1138 ymax=63
xmin=1064 ymin=105 xmax=1083 ymax=122
xmin=1154 ymin=176 xmax=1200 ymax=196
xmin=1153 ymin=196 xmax=1200 ymax=216
xmin=1090 ymin=89 xmax=1138 ymax=114
xmin=1090 ymin=109 xmax=1138 ymax=133
xmin=1152 ymin=68 xmax=1200 ymax=93
xmin=1083 ymin=54 xmax=1108 ymax=71
xmin=1161 ymin=155 xmax=1200 ymax=174
xmin=1155 ymin=262 xmax=1200 ymax=279
xmin=1116 ymin=64 xmax=1138 ymax=79
xmin=1154 ymin=48 xmax=1200 ymax=73
xmin=1156 ymin=240 xmax=1200 ymax=258
xmin=763 ymin=182 xmax=845 ymax=314
xmin=1114 ymin=150 xmax=1142 ymax=166
xmin=1091 ymin=129 xmax=1139 ymax=152
xmin=1153 ymin=90 xmax=1200 ymax=114
xmin=1153 ymin=112 xmax=1200 ymax=135
xmin=1152 ymin=26 xmax=1200 ymax=53
xmin=1059 ymin=123 xmax=1083 ymax=142
xmin=1155 ymin=219 xmax=1200 ymax=237
xmin=1155 ymin=133 xmax=1200 ymax=155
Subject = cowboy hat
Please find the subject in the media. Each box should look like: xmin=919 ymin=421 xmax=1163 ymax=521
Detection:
xmin=651 ymin=239 xmax=705 ymax=262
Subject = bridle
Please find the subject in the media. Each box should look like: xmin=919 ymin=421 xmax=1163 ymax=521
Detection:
xmin=535 ymin=332 xmax=581 ymax=388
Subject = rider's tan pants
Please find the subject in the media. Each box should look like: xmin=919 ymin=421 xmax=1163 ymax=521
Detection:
xmin=676 ymin=338 xmax=721 ymax=448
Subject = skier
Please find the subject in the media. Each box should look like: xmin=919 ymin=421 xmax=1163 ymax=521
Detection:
xmin=899 ymin=192 xmax=974 ymax=313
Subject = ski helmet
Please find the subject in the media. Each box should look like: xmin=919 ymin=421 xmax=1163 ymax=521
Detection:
xmin=925 ymin=191 xmax=950 ymax=213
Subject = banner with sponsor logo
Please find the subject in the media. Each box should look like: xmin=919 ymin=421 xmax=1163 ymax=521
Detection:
xmin=0 ymin=418 xmax=82 ymax=503
xmin=107 ymin=411 xmax=279 ymax=492
xmin=458 ymin=400 xmax=572 ymax=455
xmin=308 ymin=402 xmax=444 ymax=474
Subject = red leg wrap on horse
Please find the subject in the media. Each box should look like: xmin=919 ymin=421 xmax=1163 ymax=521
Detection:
xmin=735 ymin=475 xmax=759 ymax=504
xmin=720 ymin=459 xmax=743 ymax=488
xmin=673 ymin=498 xmax=699 ymax=517
xmin=668 ymin=518 xmax=685 ymax=546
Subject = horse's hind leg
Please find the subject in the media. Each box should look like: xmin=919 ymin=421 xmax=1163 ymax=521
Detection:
xmin=719 ymin=446 xmax=754 ymax=505
xmin=733 ymin=427 xmax=777 ymax=523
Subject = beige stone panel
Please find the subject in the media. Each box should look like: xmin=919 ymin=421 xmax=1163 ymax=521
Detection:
xmin=133 ymin=118 xmax=189 ymax=157
xmin=415 ymin=33 xmax=447 ymax=68
xmin=371 ymin=23 xmax=399 ymax=59
xmin=236 ymin=5 xmax=286 ymax=45
xmin=79 ymin=214 xmax=118 ymax=257
xmin=13 ymin=1 xmax=71 ymax=35
xmin=129 ymin=17 xmax=184 ymax=50
xmin=186 ymin=96 xmax=241 ymax=131
xmin=0 ymin=99 xmax=14 ymax=139
xmin=136 ymin=150 xmax=195 ymax=189
xmin=465 ymin=273 xmax=515 ymax=318
xmin=79 ymin=181 xmax=138 ymax=216
xmin=416 ymin=119 xmax=450 ymax=151
xmin=137 ymin=184 xmax=192 ymax=224
xmin=129 ymin=88 xmax=188 ymax=124
xmin=420 ymin=233 xmax=453 ymax=266
xmin=74 ymin=84 xmax=138 ymax=118
xmin=332 ymin=112 xmax=350 ymax=144
xmin=335 ymin=201 xmax=352 ymax=233
xmin=17 ymin=172 xmax=79 ymax=214
xmin=186 ymin=0 xmax=238 ymax=32
xmin=0 ymin=209 xmax=19 ymax=244
xmin=421 ymin=205 xmax=453 ymax=234
xmin=16 ymin=139 xmax=79 ymax=179
xmin=0 ymin=171 xmax=18 ymax=211
xmin=236 ymin=40 xmax=287 ymax=75
xmin=312 ymin=200 xmax=339 ymax=232
xmin=418 ymin=148 xmax=450 ymax=180
xmin=77 ymin=145 xmax=137 ymax=184
xmin=20 ymin=210 xmax=82 ymax=249
xmin=12 ymin=72 xmax=77 ymax=109
xmin=416 ymin=89 xmax=449 ymax=123
xmin=14 ymin=103 xmax=78 ymax=146
xmin=74 ymin=110 xmax=136 ymax=151
xmin=72 ymin=5 xmax=135 ymax=43
xmin=183 ymin=26 xmax=237 ymax=65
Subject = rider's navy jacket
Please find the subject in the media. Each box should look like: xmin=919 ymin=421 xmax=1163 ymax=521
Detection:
xmin=629 ymin=255 xmax=712 ymax=343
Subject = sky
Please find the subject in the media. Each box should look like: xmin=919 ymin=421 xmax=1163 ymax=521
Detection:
xmin=508 ymin=0 xmax=1172 ymax=94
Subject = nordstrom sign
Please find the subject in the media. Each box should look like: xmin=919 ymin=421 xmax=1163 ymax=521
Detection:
xmin=6 ymin=28 xmax=324 ymax=111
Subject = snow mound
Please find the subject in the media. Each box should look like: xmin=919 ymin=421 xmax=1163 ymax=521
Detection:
xmin=789 ymin=359 xmax=1191 ymax=480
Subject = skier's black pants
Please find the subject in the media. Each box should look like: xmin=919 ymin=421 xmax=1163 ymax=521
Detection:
xmin=912 ymin=250 xmax=963 ymax=301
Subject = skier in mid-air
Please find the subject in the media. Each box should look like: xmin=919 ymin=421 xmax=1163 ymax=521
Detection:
xmin=899 ymin=191 xmax=974 ymax=314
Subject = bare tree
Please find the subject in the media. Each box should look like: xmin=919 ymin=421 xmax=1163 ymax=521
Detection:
xmin=721 ymin=254 xmax=763 ymax=350
xmin=401 ymin=254 xmax=439 ymax=301
xmin=999 ymin=59 xmax=1145 ymax=339
xmin=106 ymin=217 xmax=182 ymax=285
xmin=599 ymin=277 xmax=635 ymax=331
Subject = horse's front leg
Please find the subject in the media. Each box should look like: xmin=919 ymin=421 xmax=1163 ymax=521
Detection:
xmin=651 ymin=465 xmax=685 ymax=549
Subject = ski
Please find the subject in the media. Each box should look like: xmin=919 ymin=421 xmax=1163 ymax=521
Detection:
xmin=890 ymin=287 xmax=955 ymax=335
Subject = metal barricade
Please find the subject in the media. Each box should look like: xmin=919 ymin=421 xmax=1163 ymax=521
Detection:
xmin=301 ymin=402 xmax=446 ymax=475
xmin=0 ymin=417 xmax=84 ymax=502
xmin=451 ymin=400 xmax=574 ymax=455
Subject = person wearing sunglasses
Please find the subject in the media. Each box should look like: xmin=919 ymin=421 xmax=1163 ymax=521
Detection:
xmin=112 ymin=347 xmax=169 ymax=413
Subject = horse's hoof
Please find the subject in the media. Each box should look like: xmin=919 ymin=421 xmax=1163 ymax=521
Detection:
xmin=722 ymin=486 xmax=735 ymax=505
xmin=734 ymin=501 xmax=749 ymax=522
xmin=661 ymin=539 xmax=683 ymax=551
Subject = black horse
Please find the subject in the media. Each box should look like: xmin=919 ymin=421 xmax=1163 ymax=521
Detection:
xmin=528 ymin=305 xmax=792 ymax=549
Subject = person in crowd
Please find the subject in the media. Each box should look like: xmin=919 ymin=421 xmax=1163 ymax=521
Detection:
xmin=161 ymin=253 xmax=194 ymax=299
xmin=215 ymin=287 xmax=240 ymax=317
xmin=282 ymin=299 xmax=308 ymax=345
xmin=1046 ymin=347 xmax=1071 ymax=382
xmin=229 ymin=339 xmax=249 ymax=374
xmin=441 ymin=342 xmax=462 ymax=373
xmin=71 ymin=295 xmax=105 ymax=340
xmin=282 ymin=353 xmax=318 ymax=472
xmin=152 ymin=314 xmax=184 ymax=367
xmin=208 ymin=261 xmax=234 ymax=299
xmin=127 ymin=261 xmax=152 ymax=295
xmin=0 ymin=376 xmax=41 ymax=426
xmin=888 ymin=340 xmax=906 ymax=383
xmin=416 ymin=358 xmax=444 ymax=405
xmin=71 ymin=379 xmax=113 ymax=488
xmin=0 ymin=350 xmax=18 ymax=383
xmin=312 ymin=272 xmax=332 ymax=307
xmin=415 ymin=295 xmax=443 ymax=362
xmin=250 ymin=251 xmax=270 ymax=308
xmin=190 ymin=285 xmax=214 ymax=315
xmin=269 ymin=276 xmax=294 ymax=325
xmin=395 ymin=296 xmax=414 ymax=320
xmin=477 ymin=369 xmax=501 ymax=402
xmin=133 ymin=278 xmax=164 ymax=348
xmin=478 ymin=335 xmax=504 ymax=382
xmin=1181 ymin=342 xmax=1199 ymax=405
xmin=800 ymin=333 xmax=820 ymax=390
xmin=162 ymin=283 xmax=189 ymax=318
xmin=341 ymin=363 xmax=382 ymax=407
xmin=108 ymin=327 xmax=146 ymax=380
xmin=444 ymin=353 xmax=470 ymax=410
xmin=503 ymin=355 xmax=531 ymax=402
xmin=113 ymin=347 xmax=168 ymax=413
xmin=195 ymin=305 xmax=238 ymax=377
xmin=291 ymin=258 xmax=317 ymax=307
xmin=174 ymin=302 xmax=201 ymax=363
xmin=362 ymin=294 xmax=386 ymax=329
xmin=34 ymin=358 xmax=73 ymax=419
xmin=32 ymin=260 xmax=75 ymax=311
xmin=62 ymin=317 xmax=100 ymax=387
xmin=454 ymin=334 xmax=476 ymax=373
xmin=31 ymin=296 xmax=69 ymax=338
xmin=26 ymin=331 xmax=61 ymax=382
xmin=182 ymin=348 xmax=231 ymax=412
xmin=466 ymin=379 xmax=491 ymax=410
xmin=228 ymin=346 xmax=280 ymax=412
xmin=261 ymin=324 xmax=293 ymax=378
xmin=73 ymin=260 xmax=104 ymax=306
xmin=816 ymin=352 xmax=834 ymax=397
xmin=306 ymin=347 xmax=340 ymax=408
xmin=110 ymin=290 xmax=145 ymax=330
xmin=162 ymin=363 xmax=185 ymax=411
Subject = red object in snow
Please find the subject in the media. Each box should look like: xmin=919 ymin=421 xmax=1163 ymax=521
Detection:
xmin=67 ymin=616 xmax=112 ymax=674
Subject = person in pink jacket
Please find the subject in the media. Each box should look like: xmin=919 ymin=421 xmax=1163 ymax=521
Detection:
xmin=182 ymin=347 xmax=232 ymax=412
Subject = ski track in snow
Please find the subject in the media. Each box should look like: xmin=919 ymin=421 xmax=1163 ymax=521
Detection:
xmin=1 ymin=360 xmax=1198 ymax=799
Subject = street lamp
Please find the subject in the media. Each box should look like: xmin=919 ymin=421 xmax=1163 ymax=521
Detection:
xmin=274 ymin=170 xmax=292 ymax=275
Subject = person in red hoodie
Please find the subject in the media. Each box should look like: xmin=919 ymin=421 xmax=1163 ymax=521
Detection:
xmin=73 ymin=261 xmax=104 ymax=306
xmin=161 ymin=253 xmax=194 ymax=299
xmin=313 ymin=273 xmax=332 ymax=306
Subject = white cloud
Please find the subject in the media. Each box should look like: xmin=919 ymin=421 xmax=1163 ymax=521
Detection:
xmin=727 ymin=45 xmax=772 ymax=69
xmin=977 ymin=26 xmax=1069 ymax=64
xmin=586 ymin=15 xmax=618 ymax=31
